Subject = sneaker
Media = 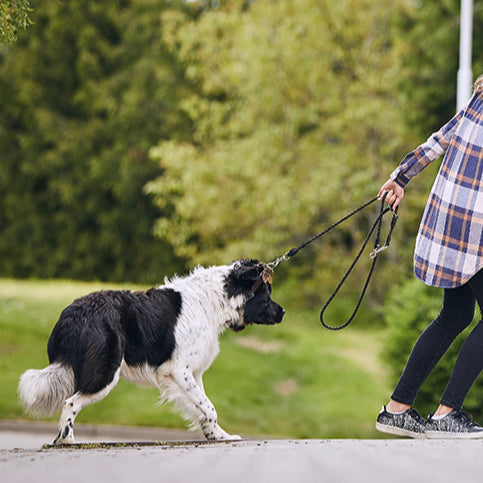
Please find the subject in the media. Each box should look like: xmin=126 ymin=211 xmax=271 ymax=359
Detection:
xmin=375 ymin=405 xmax=426 ymax=439
xmin=425 ymin=410 xmax=483 ymax=439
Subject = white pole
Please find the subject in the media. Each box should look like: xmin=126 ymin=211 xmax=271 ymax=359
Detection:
xmin=457 ymin=0 xmax=473 ymax=111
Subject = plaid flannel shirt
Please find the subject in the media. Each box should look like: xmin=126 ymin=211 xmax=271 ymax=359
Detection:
xmin=390 ymin=92 xmax=483 ymax=288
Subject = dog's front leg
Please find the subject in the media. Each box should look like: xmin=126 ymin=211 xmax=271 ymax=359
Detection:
xmin=172 ymin=370 xmax=241 ymax=441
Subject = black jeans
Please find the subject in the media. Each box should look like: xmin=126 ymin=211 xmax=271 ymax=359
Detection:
xmin=392 ymin=268 xmax=483 ymax=410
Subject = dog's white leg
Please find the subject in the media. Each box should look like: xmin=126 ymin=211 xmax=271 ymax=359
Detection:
xmin=53 ymin=393 xmax=83 ymax=445
xmin=53 ymin=368 xmax=120 ymax=445
xmin=170 ymin=369 xmax=241 ymax=441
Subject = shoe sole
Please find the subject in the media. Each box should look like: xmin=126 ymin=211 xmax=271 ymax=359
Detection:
xmin=425 ymin=430 xmax=483 ymax=440
xmin=375 ymin=422 xmax=426 ymax=439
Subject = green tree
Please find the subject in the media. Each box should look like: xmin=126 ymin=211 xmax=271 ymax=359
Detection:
xmin=146 ymin=0 xmax=416 ymax=305
xmin=0 ymin=0 xmax=189 ymax=283
xmin=0 ymin=0 xmax=32 ymax=45
xmin=394 ymin=0 xmax=483 ymax=137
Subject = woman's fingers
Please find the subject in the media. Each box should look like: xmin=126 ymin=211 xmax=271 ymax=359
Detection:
xmin=378 ymin=180 xmax=404 ymax=209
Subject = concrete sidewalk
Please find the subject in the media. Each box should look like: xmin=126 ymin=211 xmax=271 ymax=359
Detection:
xmin=0 ymin=419 xmax=202 ymax=448
xmin=2 ymin=423 xmax=483 ymax=483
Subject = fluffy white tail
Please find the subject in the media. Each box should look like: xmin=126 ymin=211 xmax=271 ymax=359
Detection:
xmin=18 ymin=363 xmax=75 ymax=418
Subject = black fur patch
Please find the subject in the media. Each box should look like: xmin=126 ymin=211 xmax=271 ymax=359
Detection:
xmin=47 ymin=289 xmax=182 ymax=394
xmin=224 ymin=259 xmax=263 ymax=298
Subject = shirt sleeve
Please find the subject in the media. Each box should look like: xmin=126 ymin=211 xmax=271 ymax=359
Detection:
xmin=390 ymin=100 xmax=469 ymax=188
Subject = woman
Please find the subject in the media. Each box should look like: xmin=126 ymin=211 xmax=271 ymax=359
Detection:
xmin=376 ymin=75 xmax=483 ymax=439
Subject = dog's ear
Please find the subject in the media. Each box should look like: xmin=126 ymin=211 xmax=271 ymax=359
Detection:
xmin=231 ymin=260 xmax=263 ymax=282
xmin=224 ymin=260 xmax=264 ymax=298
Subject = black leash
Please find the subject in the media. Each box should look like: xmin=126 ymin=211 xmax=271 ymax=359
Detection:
xmin=265 ymin=195 xmax=398 ymax=330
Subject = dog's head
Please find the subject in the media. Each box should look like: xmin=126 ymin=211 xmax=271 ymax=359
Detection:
xmin=224 ymin=259 xmax=285 ymax=332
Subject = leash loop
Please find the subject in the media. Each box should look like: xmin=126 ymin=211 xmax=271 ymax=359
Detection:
xmin=320 ymin=195 xmax=397 ymax=330
xmin=266 ymin=194 xmax=399 ymax=330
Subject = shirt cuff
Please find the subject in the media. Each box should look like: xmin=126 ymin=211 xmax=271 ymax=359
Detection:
xmin=390 ymin=170 xmax=410 ymax=189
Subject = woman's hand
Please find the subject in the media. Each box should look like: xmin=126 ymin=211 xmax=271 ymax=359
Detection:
xmin=378 ymin=179 xmax=404 ymax=209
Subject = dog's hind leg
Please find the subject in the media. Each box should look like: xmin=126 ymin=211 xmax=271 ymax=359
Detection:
xmin=53 ymin=368 xmax=121 ymax=445
xmin=168 ymin=369 xmax=241 ymax=441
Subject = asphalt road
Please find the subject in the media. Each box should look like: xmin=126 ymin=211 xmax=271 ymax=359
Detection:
xmin=2 ymin=423 xmax=483 ymax=483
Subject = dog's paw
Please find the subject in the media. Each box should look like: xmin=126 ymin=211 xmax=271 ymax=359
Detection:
xmin=53 ymin=433 xmax=75 ymax=445
xmin=216 ymin=431 xmax=242 ymax=441
xmin=204 ymin=426 xmax=242 ymax=441
xmin=226 ymin=434 xmax=242 ymax=441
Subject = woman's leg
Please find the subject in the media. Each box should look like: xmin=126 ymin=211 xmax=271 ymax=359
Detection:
xmin=390 ymin=283 xmax=476 ymax=407
xmin=438 ymin=269 xmax=483 ymax=410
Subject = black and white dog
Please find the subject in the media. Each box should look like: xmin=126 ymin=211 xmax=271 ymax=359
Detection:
xmin=18 ymin=259 xmax=285 ymax=444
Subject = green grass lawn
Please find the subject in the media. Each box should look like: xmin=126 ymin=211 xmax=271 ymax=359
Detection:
xmin=0 ymin=279 xmax=392 ymax=439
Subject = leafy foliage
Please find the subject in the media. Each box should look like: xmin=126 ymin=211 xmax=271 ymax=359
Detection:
xmin=146 ymin=0 xmax=417 ymax=305
xmin=0 ymin=0 xmax=32 ymax=45
xmin=394 ymin=0 xmax=483 ymax=136
xmin=0 ymin=0 xmax=479 ymax=310
xmin=0 ymin=0 xmax=189 ymax=283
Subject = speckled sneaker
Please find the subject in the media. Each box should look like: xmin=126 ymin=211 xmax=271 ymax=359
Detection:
xmin=375 ymin=405 xmax=426 ymax=439
xmin=425 ymin=410 xmax=483 ymax=439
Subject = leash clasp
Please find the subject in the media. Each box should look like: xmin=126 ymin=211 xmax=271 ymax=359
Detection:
xmin=267 ymin=252 xmax=290 ymax=270
xmin=369 ymin=244 xmax=388 ymax=260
